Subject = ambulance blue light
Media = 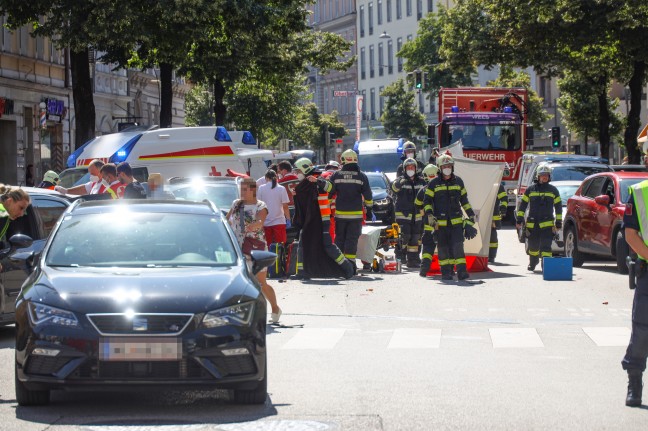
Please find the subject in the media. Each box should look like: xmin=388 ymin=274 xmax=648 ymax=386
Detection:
xmin=109 ymin=134 xmax=143 ymax=164
xmin=215 ymin=126 xmax=232 ymax=142
xmin=397 ymin=138 xmax=404 ymax=154
xmin=66 ymin=137 xmax=97 ymax=168
xmin=242 ymin=131 xmax=256 ymax=145
xmin=503 ymin=106 xmax=513 ymax=113
xmin=353 ymin=141 xmax=360 ymax=153
xmin=451 ymin=106 xmax=459 ymax=113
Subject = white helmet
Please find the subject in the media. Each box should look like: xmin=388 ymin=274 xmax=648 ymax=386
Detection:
xmin=535 ymin=163 xmax=552 ymax=180
xmin=295 ymin=157 xmax=315 ymax=175
xmin=341 ymin=149 xmax=358 ymax=165
xmin=437 ymin=153 xmax=454 ymax=167
xmin=422 ymin=164 xmax=439 ymax=181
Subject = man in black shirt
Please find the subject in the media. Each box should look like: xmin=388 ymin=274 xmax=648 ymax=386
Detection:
xmin=116 ymin=162 xmax=146 ymax=199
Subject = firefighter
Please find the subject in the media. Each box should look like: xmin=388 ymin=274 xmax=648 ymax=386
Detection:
xmin=329 ymin=149 xmax=373 ymax=265
xmin=489 ymin=165 xmax=510 ymax=262
xmin=516 ymin=164 xmax=562 ymax=271
xmin=423 ymin=153 xmax=476 ymax=281
xmin=415 ymin=163 xmax=440 ymax=276
xmin=396 ymin=141 xmax=425 ymax=177
xmin=38 ymin=170 xmax=60 ymax=190
xmin=392 ymin=158 xmax=427 ymax=268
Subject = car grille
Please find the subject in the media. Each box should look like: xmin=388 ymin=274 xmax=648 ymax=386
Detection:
xmin=25 ymin=355 xmax=72 ymax=376
xmin=87 ymin=313 xmax=193 ymax=335
xmin=208 ymin=356 xmax=257 ymax=376
xmin=96 ymin=359 xmax=208 ymax=379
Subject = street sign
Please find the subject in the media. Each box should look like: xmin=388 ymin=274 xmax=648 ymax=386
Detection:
xmin=334 ymin=90 xmax=353 ymax=97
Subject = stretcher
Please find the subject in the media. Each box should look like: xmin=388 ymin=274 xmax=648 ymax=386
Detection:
xmin=356 ymin=223 xmax=403 ymax=273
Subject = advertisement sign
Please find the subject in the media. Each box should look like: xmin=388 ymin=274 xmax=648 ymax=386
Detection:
xmin=355 ymin=95 xmax=363 ymax=143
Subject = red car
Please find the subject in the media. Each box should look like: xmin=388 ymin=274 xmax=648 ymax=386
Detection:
xmin=563 ymin=171 xmax=648 ymax=273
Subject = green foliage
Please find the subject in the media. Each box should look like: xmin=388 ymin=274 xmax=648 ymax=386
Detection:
xmin=185 ymin=83 xmax=215 ymax=127
xmin=486 ymin=67 xmax=551 ymax=130
xmin=380 ymin=79 xmax=427 ymax=140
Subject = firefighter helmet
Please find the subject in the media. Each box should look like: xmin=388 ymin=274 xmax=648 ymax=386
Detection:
xmin=422 ymin=164 xmax=439 ymax=181
xmin=535 ymin=163 xmax=552 ymax=180
xmin=295 ymin=157 xmax=315 ymax=175
xmin=340 ymin=149 xmax=358 ymax=165
xmin=43 ymin=170 xmax=60 ymax=184
xmin=403 ymin=141 xmax=417 ymax=156
xmin=437 ymin=154 xmax=454 ymax=167
xmin=402 ymin=157 xmax=418 ymax=170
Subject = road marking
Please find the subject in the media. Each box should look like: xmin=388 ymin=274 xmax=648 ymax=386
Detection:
xmin=387 ymin=328 xmax=441 ymax=349
xmin=489 ymin=328 xmax=544 ymax=348
xmin=282 ymin=328 xmax=346 ymax=350
xmin=583 ymin=327 xmax=631 ymax=347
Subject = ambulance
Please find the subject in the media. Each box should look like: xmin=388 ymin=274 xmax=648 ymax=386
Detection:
xmin=353 ymin=138 xmax=405 ymax=181
xmin=61 ymin=126 xmax=273 ymax=187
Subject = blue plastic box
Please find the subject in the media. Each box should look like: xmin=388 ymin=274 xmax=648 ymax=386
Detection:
xmin=542 ymin=257 xmax=573 ymax=281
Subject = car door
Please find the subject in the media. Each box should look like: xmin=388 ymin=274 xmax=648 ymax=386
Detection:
xmin=576 ymin=176 xmax=606 ymax=251
xmin=592 ymin=176 xmax=616 ymax=253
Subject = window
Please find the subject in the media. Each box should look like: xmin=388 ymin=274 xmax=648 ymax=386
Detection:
xmin=377 ymin=0 xmax=383 ymax=25
xmin=360 ymin=5 xmax=365 ymax=37
xmin=407 ymin=0 xmax=412 ymax=17
xmin=370 ymin=88 xmax=376 ymax=120
xmin=387 ymin=0 xmax=392 ymax=22
xmin=396 ymin=0 xmax=402 ymax=19
xmin=387 ymin=40 xmax=394 ymax=74
xmin=369 ymin=45 xmax=375 ymax=78
xmin=427 ymin=0 xmax=433 ymax=13
xmin=417 ymin=0 xmax=423 ymax=19
xmin=397 ymin=38 xmax=403 ymax=72
xmin=360 ymin=48 xmax=366 ymax=80
xmin=379 ymin=86 xmax=385 ymax=116
xmin=583 ymin=177 xmax=606 ymax=199
xmin=378 ymin=42 xmax=384 ymax=76
xmin=368 ymin=2 xmax=374 ymax=36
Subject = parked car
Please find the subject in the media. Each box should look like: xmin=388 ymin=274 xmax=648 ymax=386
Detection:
xmin=365 ymin=171 xmax=394 ymax=224
xmin=521 ymin=180 xmax=581 ymax=255
xmin=1 ymin=187 xmax=72 ymax=326
xmin=167 ymin=176 xmax=241 ymax=215
xmin=515 ymin=155 xmax=611 ymax=242
xmin=14 ymin=199 xmax=275 ymax=406
xmin=563 ymin=171 xmax=648 ymax=273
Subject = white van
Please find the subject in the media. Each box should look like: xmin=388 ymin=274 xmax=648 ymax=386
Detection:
xmin=354 ymin=139 xmax=405 ymax=181
xmin=62 ymin=126 xmax=272 ymax=186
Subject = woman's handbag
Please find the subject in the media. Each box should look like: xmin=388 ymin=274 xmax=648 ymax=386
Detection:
xmin=238 ymin=201 xmax=266 ymax=255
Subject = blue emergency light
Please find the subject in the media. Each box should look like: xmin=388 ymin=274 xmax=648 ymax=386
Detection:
xmin=353 ymin=140 xmax=360 ymax=153
xmin=66 ymin=137 xmax=97 ymax=168
xmin=242 ymin=131 xmax=256 ymax=145
xmin=396 ymin=138 xmax=404 ymax=155
xmin=109 ymin=134 xmax=143 ymax=164
xmin=215 ymin=126 xmax=232 ymax=142
xmin=503 ymin=106 xmax=513 ymax=113
xmin=451 ymin=106 xmax=460 ymax=113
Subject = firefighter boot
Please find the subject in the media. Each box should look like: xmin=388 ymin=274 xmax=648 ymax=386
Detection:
xmin=626 ymin=370 xmax=643 ymax=407
xmin=527 ymin=256 xmax=539 ymax=272
xmin=419 ymin=258 xmax=431 ymax=277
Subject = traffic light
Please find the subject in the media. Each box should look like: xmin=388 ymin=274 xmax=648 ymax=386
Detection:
xmin=415 ymin=71 xmax=422 ymax=90
xmin=551 ymin=126 xmax=561 ymax=148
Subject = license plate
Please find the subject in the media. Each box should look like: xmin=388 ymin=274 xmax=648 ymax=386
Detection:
xmin=99 ymin=337 xmax=182 ymax=361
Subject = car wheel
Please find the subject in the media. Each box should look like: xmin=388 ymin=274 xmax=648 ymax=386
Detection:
xmin=616 ymin=231 xmax=630 ymax=275
xmin=15 ymin=364 xmax=50 ymax=406
xmin=232 ymin=361 xmax=267 ymax=405
xmin=564 ymin=225 xmax=585 ymax=267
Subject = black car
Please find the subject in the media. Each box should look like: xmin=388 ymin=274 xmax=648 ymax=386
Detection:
xmin=14 ymin=199 xmax=275 ymax=406
xmin=365 ymin=172 xmax=394 ymax=224
xmin=1 ymin=188 xmax=72 ymax=326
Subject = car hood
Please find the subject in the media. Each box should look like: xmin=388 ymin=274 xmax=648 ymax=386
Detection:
xmin=24 ymin=266 xmax=258 ymax=314
xmin=372 ymin=189 xmax=388 ymax=200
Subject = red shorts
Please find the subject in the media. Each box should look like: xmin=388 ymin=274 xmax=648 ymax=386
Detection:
xmin=264 ymin=224 xmax=287 ymax=245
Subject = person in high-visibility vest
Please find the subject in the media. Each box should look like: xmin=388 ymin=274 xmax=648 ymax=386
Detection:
xmin=99 ymin=163 xmax=124 ymax=199
xmin=0 ymin=185 xmax=31 ymax=271
xmin=415 ymin=163 xmax=440 ymax=277
xmin=392 ymin=158 xmax=427 ymax=268
xmin=621 ymin=178 xmax=648 ymax=407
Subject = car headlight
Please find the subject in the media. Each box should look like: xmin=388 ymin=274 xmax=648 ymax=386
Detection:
xmin=28 ymin=303 xmax=79 ymax=328
xmin=201 ymin=302 xmax=256 ymax=328
xmin=375 ymin=198 xmax=389 ymax=206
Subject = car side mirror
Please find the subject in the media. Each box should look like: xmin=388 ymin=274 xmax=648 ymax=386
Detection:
xmin=594 ymin=195 xmax=610 ymax=206
xmin=250 ymin=250 xmax=277 ymax=275
xmin=9 ymin=234 xmax=33 ymax=251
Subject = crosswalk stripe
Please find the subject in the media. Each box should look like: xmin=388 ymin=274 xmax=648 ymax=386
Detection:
xmin=583 ymin=327 xmax=631 ymax=347
xmin=387 ymin=328 xmax=441 ymax=349
xmin=282 ymin=328 xmax=346 ymax=350
xmin=489 ymin=328 xmax=544 ymax=348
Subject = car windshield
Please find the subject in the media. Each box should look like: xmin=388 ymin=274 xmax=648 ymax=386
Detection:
xmin=620 ymin=178 xmax=647 ymax=203
xmin=556 ymin=185 xmax=580 ymax=206
xmin=358 ymin=153 xmax=402 ymax=174
xmin=59 ymin=168 xmax=89 ymax=188
xmin=367 ymin=174 xmax=387 ymax=191
xmin=46 ymin=212 xmax=237 ymax=267
xmin=169 ymin=183 xmax=239 ymax=211
xmin=551 ymin=165 xmax=610 ymax=181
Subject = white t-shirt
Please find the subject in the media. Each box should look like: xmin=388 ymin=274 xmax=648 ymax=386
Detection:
xmin=257 ymin=182 xmax=289 ymax=227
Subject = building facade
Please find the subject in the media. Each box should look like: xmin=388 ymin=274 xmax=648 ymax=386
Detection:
xmin=0 ymin=17 xmax=189 ymax=186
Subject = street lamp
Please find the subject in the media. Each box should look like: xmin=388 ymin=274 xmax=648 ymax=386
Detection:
xmin=379 ymin=31 xmax=391 ymax=39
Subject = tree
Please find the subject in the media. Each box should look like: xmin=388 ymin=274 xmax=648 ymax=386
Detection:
xmin=185 ymin=83 xmax=215 ymax=126
xmin=380 ymin=79 xmax=427 ymax=140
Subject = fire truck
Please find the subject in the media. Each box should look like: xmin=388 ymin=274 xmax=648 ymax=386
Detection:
xmin=436 ymin=87 xmax=532 ymax=212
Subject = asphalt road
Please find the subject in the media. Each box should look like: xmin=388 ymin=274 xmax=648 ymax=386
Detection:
xmin=0 ymin=227 xmax=645 ymax=430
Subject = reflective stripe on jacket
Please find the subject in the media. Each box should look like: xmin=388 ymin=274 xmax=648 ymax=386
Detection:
xmin=422 ymin=174 xmax=475 ymax=225
xmin=516 ymin=182 xmax=562 ymax=227
xmin=329 ymin=164 xmax=373 ymax=220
